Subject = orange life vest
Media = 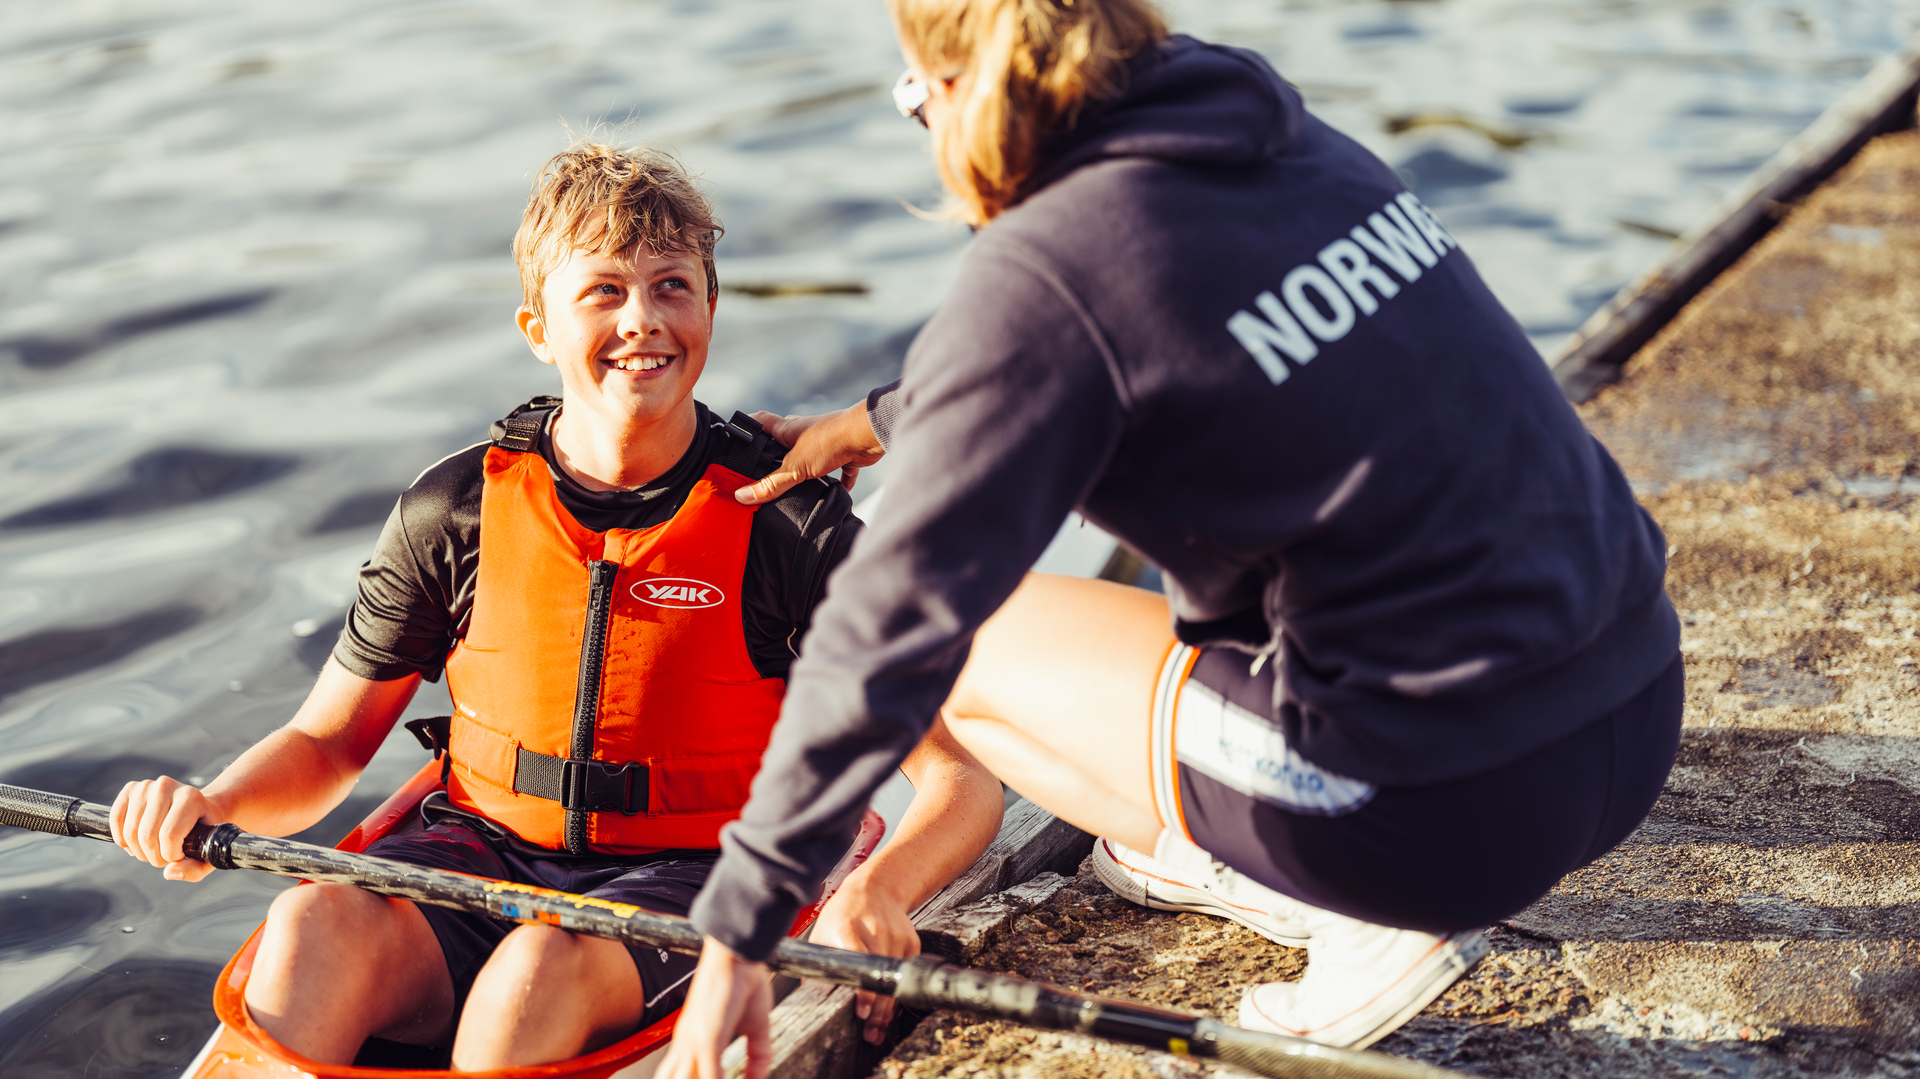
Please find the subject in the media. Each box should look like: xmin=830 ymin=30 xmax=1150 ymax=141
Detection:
xmin=442 ymin=422 xmax=786 ymax=855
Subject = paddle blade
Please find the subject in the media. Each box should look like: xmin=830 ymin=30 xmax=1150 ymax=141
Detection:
xmin=1193 ymin=1018 xmax=1457 ymax=1079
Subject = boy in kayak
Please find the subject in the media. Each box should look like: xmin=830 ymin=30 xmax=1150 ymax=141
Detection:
xmin=108 ymin=142 xmax=1003 ymax=1070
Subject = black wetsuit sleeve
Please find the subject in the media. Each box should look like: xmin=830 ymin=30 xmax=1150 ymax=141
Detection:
xmin=330 ymin=444 xmax=487 ymax=682
xmin=690 ymin=244 xmax=1127 ymax=958
xmin=741 ymin=475 xmax=862 ymax=681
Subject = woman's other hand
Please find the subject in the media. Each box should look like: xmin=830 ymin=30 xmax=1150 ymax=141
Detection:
xmin=734 ymin=401 xmax=885 ymax=505
xmin=809 ymin=876 xmax=921 ymax=1044
xmin=109 ymin=776 xmax=223 ymax=882
xmin=656 ymin=938 xmax=774 ymax=1079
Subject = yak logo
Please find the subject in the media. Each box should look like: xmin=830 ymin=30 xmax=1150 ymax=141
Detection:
xmin=632 ymin=577 xmax=725 ymax=609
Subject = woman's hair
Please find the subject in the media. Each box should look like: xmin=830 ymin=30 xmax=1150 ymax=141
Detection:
xmin=513 ymin=142 xmax=723 ymax=316
xmin=890 ymin=0 xmax=1168 ymax=225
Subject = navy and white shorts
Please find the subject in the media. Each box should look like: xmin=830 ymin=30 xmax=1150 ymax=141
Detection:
xmin=1149 ymin=644 xmax=1684 ymax=932
xmin=364 ymin=810 xmax=711 ymax=1029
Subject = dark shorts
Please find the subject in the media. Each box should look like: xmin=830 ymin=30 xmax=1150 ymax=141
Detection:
xmin=362 ymin=803 xmax=711 ymax=1029
xmin=1151 ymin=646 xmax=1684 ymax=933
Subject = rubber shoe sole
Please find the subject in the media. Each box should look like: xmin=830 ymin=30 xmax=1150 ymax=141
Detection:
xmin=1089 ymin=838 xmax=1311 ymax=948
xmin=1238 ymin=928 xmax=1490 ymax=1049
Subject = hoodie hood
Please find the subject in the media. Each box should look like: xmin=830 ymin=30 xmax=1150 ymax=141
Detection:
xmin=1027 ymin=34 xmax=1304 ymax=194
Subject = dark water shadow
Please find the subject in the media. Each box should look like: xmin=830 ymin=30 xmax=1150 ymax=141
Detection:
xmin=1 ymin=447 xmax=299 ymax=529
xmin=0 ymin=605 xmax=203 ymax=705
xmin=1 ymin=754 xmax=184 ymax=806
xmin=1397 ymin=147 xmax=1509 ymax=204
xmin=0 ymin=958 xmax=221 ymax=1079
xmin=307 ymin=489 xmax=402 ymax=535
xmin=295 ymin=613 xmax=348 ymax=672
xmin=0 ymin=289 xmax=275 ymax=371
xmin=0 ymin=889 xmax=115 ymax=956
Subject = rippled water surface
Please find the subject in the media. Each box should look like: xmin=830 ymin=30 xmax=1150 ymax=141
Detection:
xmin=1 ymin=0 xmax=1915 ymax=1074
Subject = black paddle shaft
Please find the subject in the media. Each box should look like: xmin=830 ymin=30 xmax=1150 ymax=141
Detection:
xmin=0 ymin=783 xmax=1455 ymax=1079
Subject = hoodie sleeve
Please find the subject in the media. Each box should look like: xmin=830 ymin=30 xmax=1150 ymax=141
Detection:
xmin=688 ymin=239 xmax=1130 ymax=958
xmin=865 ymin=379 xmax=904 ymax=449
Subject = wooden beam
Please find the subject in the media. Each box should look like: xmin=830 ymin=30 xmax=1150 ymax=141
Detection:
xmin=720 ymin=801 xmax=1094 ymax=1079
xmin=1549 ymin=29 xmax=1920 ymax=403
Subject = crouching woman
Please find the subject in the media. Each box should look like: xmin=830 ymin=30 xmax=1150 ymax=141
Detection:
xmin=660 ymin=0 xmax=1682 ymax=1072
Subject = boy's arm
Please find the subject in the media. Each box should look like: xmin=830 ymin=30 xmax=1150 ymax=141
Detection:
xmin=110 ymin=659 xmax=421 ymax=882
xmin=806 ymin=715 xmax=1003 ymax=1044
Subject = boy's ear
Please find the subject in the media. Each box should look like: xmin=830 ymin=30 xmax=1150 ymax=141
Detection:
xmin=515 ymin=306 xmax=555 ymax=366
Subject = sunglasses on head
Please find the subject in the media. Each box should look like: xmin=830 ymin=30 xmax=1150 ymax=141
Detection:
xmin=892 ymin=70 xmax=931 ymax=127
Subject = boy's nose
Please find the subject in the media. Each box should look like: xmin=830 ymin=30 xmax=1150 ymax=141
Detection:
xmin=617 ymin=294 xmax=660 ymax=337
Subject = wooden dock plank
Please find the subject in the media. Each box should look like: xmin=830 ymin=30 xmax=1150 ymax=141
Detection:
xmin=1550 ymin=29 xmax=1920 ymax=402
xmin=720 ymin=801 xmax=1094 ymax=1079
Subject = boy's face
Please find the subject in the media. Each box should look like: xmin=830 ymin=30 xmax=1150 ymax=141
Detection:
xmin=516 ymin=244 xmax=716 ymax=433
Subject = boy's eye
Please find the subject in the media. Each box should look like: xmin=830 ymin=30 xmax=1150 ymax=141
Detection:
xmin=660 ymin=277 xmax=688 ymax=291
xmin=591 ymin=283 xmax=621 ymax=296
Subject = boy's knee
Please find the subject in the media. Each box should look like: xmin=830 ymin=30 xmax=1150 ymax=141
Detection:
xmin=262 ymin=883 xmax=403 ymax=953
xmin=268 ymin=882 xmax=375 ymax=929
xmin=474 ymin=925 xmax=576 ymax=994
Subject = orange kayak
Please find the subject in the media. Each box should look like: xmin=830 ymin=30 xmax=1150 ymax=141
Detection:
xmin=181 ymin=758 xmax=885 ymax=1078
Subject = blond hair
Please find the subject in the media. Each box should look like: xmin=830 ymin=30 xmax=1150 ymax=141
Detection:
xmin=513 ymin=142 xmax=723 ymax=315
xmin=890 ymin=0 xmax=1168 ymax=225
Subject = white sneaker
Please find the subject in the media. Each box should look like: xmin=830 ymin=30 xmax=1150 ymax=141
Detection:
xmin=1089 ymin=836 xmax=1311 ymax=947
xmin=1238 ymin=915 xmax=1489 ymax=1050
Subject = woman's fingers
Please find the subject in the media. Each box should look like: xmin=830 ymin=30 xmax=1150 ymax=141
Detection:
xmin=735 ymin=403 xmax=885 ymax=505
xmin=749 ymin=411 xmax=823 ymax=447
xmin=656 ymin=939 xmax=774 ymax=1079
xmin=740 ymin=970 xmax=774 ymax=1079
xmin=736 ymin=466 xmax=808 ymax=507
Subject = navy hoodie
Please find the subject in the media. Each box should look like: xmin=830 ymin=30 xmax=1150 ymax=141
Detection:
xmin=690 ymin=36 xmax=1677 ymax=959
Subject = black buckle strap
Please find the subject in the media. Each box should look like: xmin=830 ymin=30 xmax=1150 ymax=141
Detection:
xmin=488 ymin=395 xmax=563 ymax=453
xmin=405 ymin=716 xmax=454 ymax=786
xmin=513 ymin=747 xmax=648 ymax=816
xmin=716 ymin=410 xmax=780 ymax=479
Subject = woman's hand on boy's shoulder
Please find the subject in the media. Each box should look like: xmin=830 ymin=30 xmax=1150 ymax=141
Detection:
xmin=733 ymin=402 xmax=885 ymax=506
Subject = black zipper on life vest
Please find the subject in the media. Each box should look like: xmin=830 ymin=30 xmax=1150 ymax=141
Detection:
xmin=565 ymin=559 xmax=619 ymax=854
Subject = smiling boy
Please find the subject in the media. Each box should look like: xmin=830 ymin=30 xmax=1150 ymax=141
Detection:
xmin=108 ymin=143 xmax=1002 ymax=1069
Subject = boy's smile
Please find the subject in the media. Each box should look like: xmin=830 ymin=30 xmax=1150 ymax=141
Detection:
xmin=521 ymin=244 xmax=714 ymax=411
xmin=514 ymin=243 xmax=717 ymax=490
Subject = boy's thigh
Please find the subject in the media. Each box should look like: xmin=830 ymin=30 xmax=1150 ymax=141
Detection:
xmin=567 ymin=855 xmax=716 ymax=1027
xmin=362 ymin=821 xmax=517 ymax=1019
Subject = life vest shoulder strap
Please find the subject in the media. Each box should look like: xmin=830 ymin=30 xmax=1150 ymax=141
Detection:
xmin=487 ymin=396 xmax=563 ymax=454
xmin=712 ymin=410 xmax=786 ymax=482
xmin=486 ymin=398 xmax=785 ymax=482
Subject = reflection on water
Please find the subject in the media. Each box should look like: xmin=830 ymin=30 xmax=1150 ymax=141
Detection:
xmin=0 ymin=0 xmax=1915 ymax=1072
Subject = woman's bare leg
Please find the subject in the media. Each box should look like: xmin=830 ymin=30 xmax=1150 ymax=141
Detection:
xmin=940 ymin=573 xmax=1171 ymax=853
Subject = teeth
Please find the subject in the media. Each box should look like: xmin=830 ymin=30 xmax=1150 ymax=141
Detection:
xmin=610 ymin=356 xmax=671 ymax=371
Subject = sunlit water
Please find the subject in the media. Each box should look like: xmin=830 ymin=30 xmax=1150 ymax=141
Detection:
xmin=1 ymin=1 xmax=1914 ymax=1074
